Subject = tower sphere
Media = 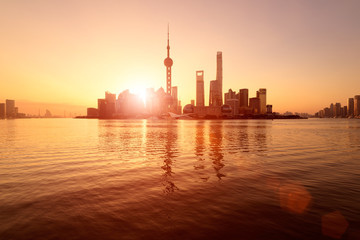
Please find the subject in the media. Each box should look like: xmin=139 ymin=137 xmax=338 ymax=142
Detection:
xmin=164 ymin=57 xmax=173 ymax=67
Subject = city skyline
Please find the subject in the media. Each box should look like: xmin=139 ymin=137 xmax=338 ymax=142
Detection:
xmin=1 ymin=1 xmax=360 ymax=115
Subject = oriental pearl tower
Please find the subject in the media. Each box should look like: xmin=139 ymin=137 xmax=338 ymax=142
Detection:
xmin=164 ymin=26 xmax=173 ymax=95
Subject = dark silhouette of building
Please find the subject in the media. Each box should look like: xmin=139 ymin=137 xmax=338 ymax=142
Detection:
xmin=249 ymin=97 xmax=260 ymax=114
xmin=196 ymin=70 xmax=204 ymax=107
xmin=209 ymin=52 xmax=223 ymax=107
xmin=87 ymin=108 xmax=98 ymax=117
xmin=257 ymin=88 xmax=267 ymax=114
xmin=348 ymin=98 xmax=354 ymax=116
xmin=6 ymin=99 xmax=15 ymax=118
xmin=239 ymin=89 xmax=249 ymax=107
xmin=0 ymin=103 xmax=5 ymax=119
xmin=355 ymin=95 xmax=360 ymax=116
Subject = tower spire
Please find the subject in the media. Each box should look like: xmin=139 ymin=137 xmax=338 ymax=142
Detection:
xmin=167 ymin=24 xmax=170 ymax=57
xmin=164 ymin=24 xmax=173 ymax=95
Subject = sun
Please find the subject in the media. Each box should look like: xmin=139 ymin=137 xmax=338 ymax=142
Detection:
xmin=129 ymin=87 xmax=147 ymax=104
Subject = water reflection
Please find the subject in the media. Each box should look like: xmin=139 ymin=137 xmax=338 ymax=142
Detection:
xmin=145 ymin=121 xmax=179 ymax=193
xmin=209 ymin=121 xmax=225 ymax=179
xmin=194 ymin=121 xmax=209 ymax=182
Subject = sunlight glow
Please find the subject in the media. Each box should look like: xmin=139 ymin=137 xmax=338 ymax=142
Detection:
xmin=129 ymin=87 xmax=147 ymax=105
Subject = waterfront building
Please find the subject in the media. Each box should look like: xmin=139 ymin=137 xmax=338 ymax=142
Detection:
xmin=239 ymin=89 xmax=248 ymax=107
xmin=98 ymin=99 xmax=107 ymax=118
xmin=355 ymin=95 xmax=360 ymax=116
xmin=348 ymin=98 xmax=354 ymax=117
xmin=266 ymin=105 xmax=273 ymax=114
xmin=329 ymin=103 xmax=334 ymax=117
xmin=225 ymin=99 xmax=239 ymax=116
xmin=335 ymin=103 xmax=341 ymax=118
xmin=324 ymin=107 xmax=330 ymax=118
xmin=6 ymin=99 xmax=15 ymax=118
xmin=87 ymin=108 xmax=98 ymax=117
xmin=256 ymin=89 xmax=267 ymax=114
xmin=249 ymin=97 xmax=260 ymax=114
xmin=343 ymin=106 xmax=347 ymax=117
xmin=105 ymin=91 xmax=116 ymax=117
xmin=171 ymin=86 xmax=179 ymax=113
xmin=196 ymin=71 xmax=204 ymax=107
xmin=0 ymin=103 xmax=5 ymax=119
xmin=224 ymin=89 xmax=236 ymax=102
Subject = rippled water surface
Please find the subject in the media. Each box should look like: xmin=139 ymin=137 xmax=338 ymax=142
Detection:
xmin=1 ymin=119 xmax=360 ymax=239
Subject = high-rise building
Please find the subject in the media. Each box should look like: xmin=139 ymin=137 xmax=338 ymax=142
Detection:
xmin=256 ymin=89 xmax=266 ymax=114
xmin=249 ymin=97 xmax=260 ymax=114
xmin=348 ymin=98 xmax=354 ymax=116
xmin=105 ymin=91 xmax=116 ymax=117
xmin=6 ymin=99 xmax=15 ymax=118
xmin=171 ymin=86 xmax=178 ymax=113
xmin=216 ymin=51 xmax=223 ymax=105
xmin=335 ymin=103 xmax=341 ymax=117
xmin=196 ymin=71 xmax=204 ymax=107
xmin=224 ymin=89 xmax=236 ymax=102
xmin=98 ymin=99 xmax=107 ymax=118
xmin=355 ymin=95 xmax=360 ymax=116
xmin=239 ymin=89 xmax=248 ymax=107
xmin=0 ymin=103 xmax=5 ymax=119
xmin=209 ymin=52 xmax=223 ymax=107
xmin=164 ymin=26 xmax=173 ymax=96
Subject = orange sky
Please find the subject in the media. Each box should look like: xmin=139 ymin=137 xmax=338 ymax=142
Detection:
xmin=1 ymin=0 xmax=360 ymax=115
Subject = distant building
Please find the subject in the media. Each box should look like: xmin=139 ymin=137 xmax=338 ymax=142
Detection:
xmin=256 ymin=88 xmax=266 ymax=114
xmin=87 ymin=108 xmax=98 ymax=117
xmin=171 ymin=86 xmax=179 ymax=114
xmin=348 ymin=98 xmax=354 ymax=116
xmin=335 ymin=103 xmax=341 ymax=117
xmin=6 ymin=99 xmax=15 ymax=118
xmin=98 ymin=99 xmax=107 ymax=118
xmin=225 ymin=99 xmax=239 ymax=116
xmin=191 ymin=100 xmax=195 ymax=106
xmin=266 ymin=105 xmax=273 ymax=114
xmin=105 ymin=91 xmax=116 ymax=117
xmin=249 ymin=97 xmax=260 ymax=114
xmin=224 ymin=89 xmax=236 ymax=102
xmin=355 ymin=95 xmax=360 ymax=116
xmin=196 ymin=71 xmax=204 ymax=107
xmin=239 ymin=89 xmax=248 ymax=108
xmin=0 ymin=103 xmax=5 ymax=119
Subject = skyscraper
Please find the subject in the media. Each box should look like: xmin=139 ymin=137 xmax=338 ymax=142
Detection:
xmin=209 ymin=51 xmax=223 ymax=107
xmin=239 ymin=89 xmax=248 ymax=107
xmin=355 ymin=95 xmax=360 ymax=116
xmin=171 ymin=86 xmax=178 ymax=113
xmin=164 ymin=26 xmax=173 ymax=95
xmin=216 ymin=51 xmax=223 ymax=105
xmin=196 ymin=71 xmax=204 ymax=107
xmin=249 ymin=97 xmax=260 ymax=114
xmin=6 ymin=99 xmax=15 ymax=118
xmin=256 ymin=88 xmax=266 ymax=114
xmin=348 ymin=98 xmax=354 ymax=116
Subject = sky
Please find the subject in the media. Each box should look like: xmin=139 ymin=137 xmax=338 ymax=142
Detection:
xmin=1 ymin=0 xmax=360 ymax=115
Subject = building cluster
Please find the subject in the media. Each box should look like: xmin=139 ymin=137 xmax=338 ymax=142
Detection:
xmin=88 ymin=88 xmax=181 ymax=119
xmin=87 ymin=28 xmax=181 ymax=119
xmin=184 ymin=51 xmax=271 ymax=118
xmin=315 ymin=95 xmax=360 ymax=118
xmin=86 ymin=29 xmax=272 ymax=119
xmin=0 ymin=99 xmax=26 ymax=119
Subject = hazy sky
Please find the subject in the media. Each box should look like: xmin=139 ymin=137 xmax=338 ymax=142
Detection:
xmin=1 ymin=0 xmax=359 ymax=115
